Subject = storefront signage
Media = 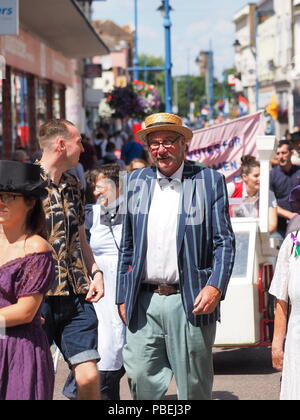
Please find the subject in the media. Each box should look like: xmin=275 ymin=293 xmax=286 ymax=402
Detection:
xmin=84 ymin=64 xmax=102 ymax=78
xmin=0 ymin=0 xmax=19 ymax=35
xmin=1 ymin=29 xmax=73 ymax=86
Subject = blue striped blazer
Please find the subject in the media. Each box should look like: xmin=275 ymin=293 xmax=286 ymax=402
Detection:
xmin=116 ymin=163 xmax=235 ymax=327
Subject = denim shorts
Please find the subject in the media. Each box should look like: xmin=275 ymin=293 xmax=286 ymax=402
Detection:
xmin=42 ymin=294 xmax=100 ymax=367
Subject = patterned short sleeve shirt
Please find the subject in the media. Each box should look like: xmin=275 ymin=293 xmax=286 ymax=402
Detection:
xmin=39 ymin=166 xmax=90 ymax=296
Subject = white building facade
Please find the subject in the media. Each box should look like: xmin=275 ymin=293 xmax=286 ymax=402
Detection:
xmin=234 ymin=0 xmax=295 ymax=137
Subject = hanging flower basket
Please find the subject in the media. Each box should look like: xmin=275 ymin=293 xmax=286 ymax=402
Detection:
xmin=132 ymin=80 xmax=161 ymax=115
xmin=103 ymin=82 xmax=161 ymax=121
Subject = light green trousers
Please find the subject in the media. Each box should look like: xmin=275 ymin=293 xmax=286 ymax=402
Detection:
xmin=123 ymin=291 xmax=216 ymax=400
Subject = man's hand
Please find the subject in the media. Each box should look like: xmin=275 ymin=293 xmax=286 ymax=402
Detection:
xmin=192 ymin=285 xmax=221 ymax=315
xmin=118 ymin=303 xmax=126 ymax=325
xmin=86 ymin=272 xmax=104 ymax=303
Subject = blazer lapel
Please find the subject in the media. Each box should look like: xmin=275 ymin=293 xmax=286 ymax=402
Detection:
xmin=177 ymin=163 xmax=196 ymax=255
xmin=135 ymin=167 xmax=156 ymax=262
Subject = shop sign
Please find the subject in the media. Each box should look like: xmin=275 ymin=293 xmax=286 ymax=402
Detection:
xmin=84 ymin=64 xmax=102 ymax=78
xmin=2 ymin=29 xmax=73 ymax=86
xmin=0 ymin=0 xmax=19 ymax=35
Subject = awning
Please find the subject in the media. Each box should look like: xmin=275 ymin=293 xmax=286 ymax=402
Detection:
xmin=20 ymin=0 xmax=109 ymax=59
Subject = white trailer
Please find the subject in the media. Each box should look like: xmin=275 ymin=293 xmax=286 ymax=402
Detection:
xmin=215 ymin=136 xmax=278 ymax=347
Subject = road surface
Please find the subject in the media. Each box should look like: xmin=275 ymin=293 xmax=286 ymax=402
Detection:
xmin=53 ymin=346 xmax=281 ymax=401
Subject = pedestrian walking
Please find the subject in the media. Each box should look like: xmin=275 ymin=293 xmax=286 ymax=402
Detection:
xmin=270 ymin=140 xmax=300 ymax=237
xmin=0 ymin=161 xmax=55 ymax=400
xmin=269 ymin=184 xmax=300 ymax=400
xmin=227 ymin=155 xmax=278 ymax=232
xmin=37 ymin=119 xmax=104 ymax=400
xmin=85 ymin=164 xmax=126 ymax=400
xmin=290 ymin=131 xmax=300 ymax=166
xmin=116 ymin=112 xmax=235 ymax=400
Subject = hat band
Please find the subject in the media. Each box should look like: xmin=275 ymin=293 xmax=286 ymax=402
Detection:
xmin=147 ymin=122 xmax=177 ymax=128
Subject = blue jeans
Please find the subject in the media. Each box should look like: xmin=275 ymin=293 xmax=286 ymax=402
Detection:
xmin=42 ymin=294 xmax=100 ymax=367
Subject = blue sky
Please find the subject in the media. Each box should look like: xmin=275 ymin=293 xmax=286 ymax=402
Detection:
xmin=92 ymin=0 xmax=250 ymax=80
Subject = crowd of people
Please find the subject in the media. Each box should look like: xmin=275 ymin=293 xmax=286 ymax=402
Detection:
xmin=1 ymin=113 xmax=300 ymax=401
xmin=225 ymin=128 xmax=300 ymax=401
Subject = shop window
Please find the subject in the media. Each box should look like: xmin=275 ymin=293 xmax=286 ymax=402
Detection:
xmin=294 ymin=87 xmax=300 ymax=129
xmin=53 ymin=83 xmax=62 ymax=119
xmin=10 ymin=71 xmax=30 ymax=154
xmin=36 ymin=78 xmax=49 ymax=129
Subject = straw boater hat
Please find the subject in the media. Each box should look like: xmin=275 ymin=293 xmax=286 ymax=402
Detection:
xmin=0 ymin=160 xmax=47 ymax=199
xmin=136 ymin=113 xmax=193 ymax=144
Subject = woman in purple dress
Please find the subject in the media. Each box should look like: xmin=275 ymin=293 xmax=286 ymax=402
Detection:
xmin=0 ymin=160 xmax=55 ymax=400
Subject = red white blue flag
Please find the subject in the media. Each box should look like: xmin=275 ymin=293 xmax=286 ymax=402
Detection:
xmin=238 ymin=95 xmax=249 ymax=116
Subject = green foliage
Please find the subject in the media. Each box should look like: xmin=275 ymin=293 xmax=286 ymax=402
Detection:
xmin=138 ymin=54 xmax=165 ymax=111
xmin=176 ymin=75 xmax=206 ymax=117
xmin=137 ymin=54 xmax=234 ymax=117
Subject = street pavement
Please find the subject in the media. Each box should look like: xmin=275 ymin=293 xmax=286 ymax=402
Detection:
xmin=53 ymin=346 xmax=281 ymax=401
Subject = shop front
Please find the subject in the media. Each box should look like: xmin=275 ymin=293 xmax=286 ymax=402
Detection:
xmin=0 ymin=0 xmax=109 ymax=159
xmin=0 ymin=30 xmax=73 ymax=158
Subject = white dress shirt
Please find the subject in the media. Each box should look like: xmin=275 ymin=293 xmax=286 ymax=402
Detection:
xmin=143 ymin=163 xmax=184 ymax=285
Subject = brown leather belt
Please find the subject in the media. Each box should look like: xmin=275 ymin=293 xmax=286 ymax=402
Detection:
xmin=141 ymin=283 xmax=180 ymax=296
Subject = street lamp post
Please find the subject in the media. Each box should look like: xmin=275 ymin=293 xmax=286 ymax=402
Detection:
xmin=133 ymin=0 xmax=139 ymax=81
xmin=253 ymin=8 xmax=259 ymax=112
xmin=160 ymin=0 xmax=173 ymax=113
xmin=207 ymin=46 xmax=214 ymax=121
xmin=128 ymin=0 xmax=173 ymax=113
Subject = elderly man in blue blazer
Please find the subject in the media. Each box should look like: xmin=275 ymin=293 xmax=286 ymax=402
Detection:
xmin=116 ymin=113 xmax=235 ymax=400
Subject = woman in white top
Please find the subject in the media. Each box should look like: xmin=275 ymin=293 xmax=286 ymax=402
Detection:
xmin=269 ymin=184 xmax=300 ymax=400
xmin=85 ymin=164 xmax=126 ymax=400
xmin=227 ymin=155 xmax=278 ymax=233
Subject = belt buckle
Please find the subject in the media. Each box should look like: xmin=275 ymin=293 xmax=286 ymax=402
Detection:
xmin=158 ymin=283 xmax=173 ymax=296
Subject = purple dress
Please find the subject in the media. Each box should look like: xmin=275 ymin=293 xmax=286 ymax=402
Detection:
xmin=0 ymin=251 xmax=55 ymax=400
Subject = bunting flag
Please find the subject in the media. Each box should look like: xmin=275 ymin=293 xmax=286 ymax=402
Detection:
xmin=187 ymin=112 xmax=264 ymax=182
xmin=266 ymin=94 xmax=278 ymax=120
xmin=291 ymin=233 xmax=300 ymax=258
xmin=238 ymin=95 xmax=249 ymax=116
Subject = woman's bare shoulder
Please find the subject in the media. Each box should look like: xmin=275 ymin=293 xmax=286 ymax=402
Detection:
xmin=25 ymin=235 xmax=53 ymax=255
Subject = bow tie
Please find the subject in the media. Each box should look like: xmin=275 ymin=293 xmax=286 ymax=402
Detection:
xmin=158 ymin=177 xmax=180 ymax=188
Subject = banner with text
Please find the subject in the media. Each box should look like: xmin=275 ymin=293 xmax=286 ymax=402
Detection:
xmin=0 ymin=0 xmax=19 ymax=35
xmin=187 ymin=112 xmax=264 ymax=182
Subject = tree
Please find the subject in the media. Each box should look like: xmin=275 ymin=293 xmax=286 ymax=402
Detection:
xmin=138 ymin=54 xmax=165 ymax=111
xmin=175 ymin=75 xmax=206 ymax=117
xmin=136 ymin=54 xmax=234 ymax=117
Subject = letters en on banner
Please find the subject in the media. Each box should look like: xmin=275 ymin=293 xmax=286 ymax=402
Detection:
xmin=187 ymin=112 xmax=265 ymax=182
xmin=0 ymin=0 xmax=19 ymax=35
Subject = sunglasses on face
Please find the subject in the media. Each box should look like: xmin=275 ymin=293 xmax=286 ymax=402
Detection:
xmin=0 ymin=193 xmax=23 ymax=204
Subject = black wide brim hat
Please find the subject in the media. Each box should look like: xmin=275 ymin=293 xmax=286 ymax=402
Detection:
xmin=291 ymin=131 xmax=300 ymax=142
xmin=289 ymin=185 xmax=300 ymax=213
xmin=0 ymin=160 xmax=48 ymax=199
